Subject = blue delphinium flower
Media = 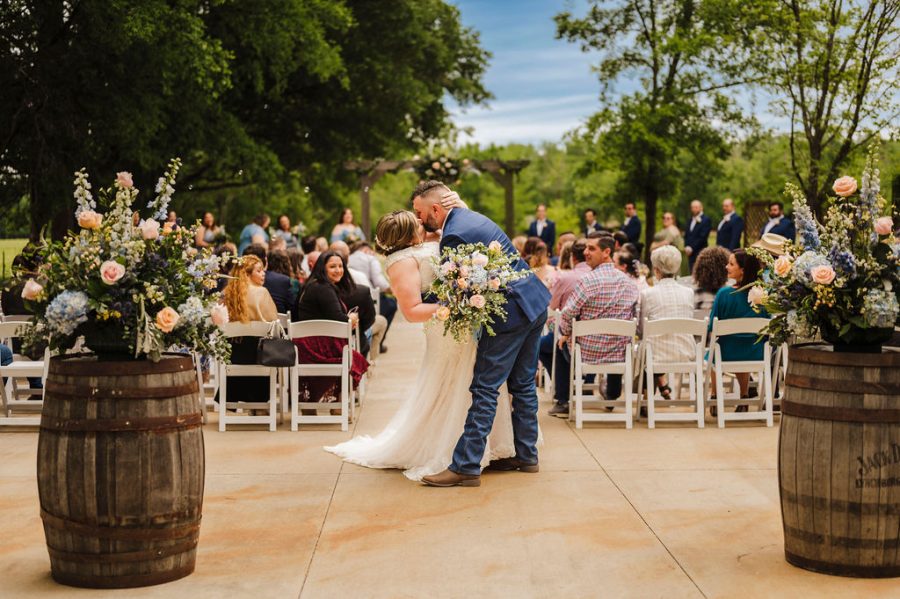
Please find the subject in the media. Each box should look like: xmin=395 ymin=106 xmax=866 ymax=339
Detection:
xmin=828 ymin=245 xmax=856 ymax=279
xmin=46 ymin=291 xmax=90 ymax=336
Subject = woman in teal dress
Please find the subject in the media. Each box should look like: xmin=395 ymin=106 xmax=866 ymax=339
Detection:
xmin=708 ymin=249 xmax=767 ymax=400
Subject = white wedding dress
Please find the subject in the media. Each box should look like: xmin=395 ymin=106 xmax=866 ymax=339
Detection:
xmin=324 ymin=241 xmax=517 ymax=481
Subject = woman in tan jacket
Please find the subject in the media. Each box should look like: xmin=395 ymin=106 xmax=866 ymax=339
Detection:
xmin=222 ymin=255 xmax=278 ymax=402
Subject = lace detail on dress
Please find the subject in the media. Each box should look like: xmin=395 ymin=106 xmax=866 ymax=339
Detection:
xmin=383 ymin=241 xmax=439 ymax=293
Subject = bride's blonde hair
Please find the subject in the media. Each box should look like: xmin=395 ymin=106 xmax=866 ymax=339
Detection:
xmin=375 ymin=210 xmax=419 ymax=255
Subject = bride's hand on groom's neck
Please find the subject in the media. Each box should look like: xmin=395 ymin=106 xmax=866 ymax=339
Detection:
xmin=439 ymin=190 xmax=467 ymax=210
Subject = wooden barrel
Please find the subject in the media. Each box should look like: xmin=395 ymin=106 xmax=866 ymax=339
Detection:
xmin=37 ymin=354 xmax=204 ymax=588
xmin=779 ymin=343 xmax=900 ymax=577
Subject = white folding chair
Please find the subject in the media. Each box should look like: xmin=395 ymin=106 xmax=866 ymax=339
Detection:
xmin=289 ymin=320 xmax=354 ymax=432
xmin=569 ymin=318 xmax=637 ymax=429
xmin=638 ymin=318 xmax=708 ymax=429
xmin=2 ymin=314 xmax=33 ymax=323
xmin=707 ymin=317 xmax=773 ymax=428
xmin=349 ymin=321 xmax=366 ymax=407
xmin=538 ymin=308 xmax=559 ymax=393
xmin=547 ymin=309 xmax=561 ymax=393
xmin=771 ymin=343 xmax=788 ymax=409
xmin=0 ymin=321 xmax=45 ymax=427
xmin=217 ymin=321 xmax=284 ymax=432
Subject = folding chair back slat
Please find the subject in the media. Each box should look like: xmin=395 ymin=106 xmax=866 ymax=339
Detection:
xmin=288 ymin=319 xmax=354 ymax=432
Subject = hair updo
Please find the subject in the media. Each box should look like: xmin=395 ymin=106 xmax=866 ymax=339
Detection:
xmin=375 ymin=210 xmax=420 ymax=255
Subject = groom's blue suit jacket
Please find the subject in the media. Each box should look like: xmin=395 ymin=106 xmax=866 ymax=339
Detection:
xmin=441 ymin=209 xmax=551 ymax=334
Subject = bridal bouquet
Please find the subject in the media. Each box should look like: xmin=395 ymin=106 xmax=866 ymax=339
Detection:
xmin=430 ymin=241 xmax=528 ymax=342
xmin=747 ymin=145 xmax=900 ymax=349
xmin=14 ymin=159 xmax=232 ymax=362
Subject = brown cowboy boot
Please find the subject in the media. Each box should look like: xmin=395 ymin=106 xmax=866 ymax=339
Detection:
xmin=421 ymin=469 xmax=480 ymax=487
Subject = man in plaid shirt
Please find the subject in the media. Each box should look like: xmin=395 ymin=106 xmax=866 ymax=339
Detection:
xmin=548 ymin=233 xmax=639 ymax=417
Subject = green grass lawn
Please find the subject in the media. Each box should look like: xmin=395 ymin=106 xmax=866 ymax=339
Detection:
xmin=0 ymin=238 xmax=28 ymax=281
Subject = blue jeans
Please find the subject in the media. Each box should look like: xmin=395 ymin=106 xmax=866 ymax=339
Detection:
xmin=450 ymin=312 xmax=547 ymax=474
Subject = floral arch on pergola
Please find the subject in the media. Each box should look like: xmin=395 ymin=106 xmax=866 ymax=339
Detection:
xmin=344 ymin=157 xmax=530 ymax=237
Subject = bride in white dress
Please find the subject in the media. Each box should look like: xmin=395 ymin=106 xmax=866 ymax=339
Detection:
xmin=324 ymin=210 xmax=516 ymax=481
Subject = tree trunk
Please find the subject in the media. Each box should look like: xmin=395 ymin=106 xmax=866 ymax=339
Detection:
xmin=643 ymin=164 xmax=659 ymax=264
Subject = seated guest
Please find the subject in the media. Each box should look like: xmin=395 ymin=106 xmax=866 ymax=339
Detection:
xmin=267 ymin=250 xmax=301 ymax=299
xmin=268 ymin=236 xmax=287 ymax=252
xmin=551 ymin=232 xmax=576 ymax=267
xmin=612 ymin=230 xmax=629 ymax=251
xmin=691 ymin=246 xmax=730 ymax=311
xmin=556 ymin=240 xmax=574 ymax=271
xmin=300 ymin=236 xmax=318 ymax=276
xmin=286 ymin=247 xmax=306 ymax=283
xmin=330 ymin=240 xmax=371 ymax=287
xmin=242 ymin=244 xmax=296 ymax=314
xmin=221 ymin=255 xmax=278 ymax=403
xmin=306 ymin=251 xmax=321 ymax=274
xmin=348 ymin=241 xmax=396 ymax=353
xmin=214 ymin=243 xmax=239 ymax=293
xmin=293 ymin=251 xmax=368 ymax=404
xmin=528 ymin=240 xmax=557 ymax=289
xmin=512 ymin=235 xmax=527 ymax=257
xmin=637 ymin=246 xmax=695 ymax=399
xmin=708 ymin=249 xmax=767 ymax=407
xmin=613 ymin=250 xmax=649 ymax=293
xmin=315 ymin=237 xmax=329 ymax=253
xmin=549 ymin=234 xmax=640 ymax=417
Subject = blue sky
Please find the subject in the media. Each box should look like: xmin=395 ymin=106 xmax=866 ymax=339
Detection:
xmin=447 ymin=0 xmax=783 ymax=146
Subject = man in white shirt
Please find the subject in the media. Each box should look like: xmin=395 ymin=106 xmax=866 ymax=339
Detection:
xmin=527 ymin=204 xmax=556 ymax=254
xmin=716 ymin=198 xmax=744 ymax=250
xmin=348 ymin=241 xmax=397 ymax=352
xmin=583 ymin=208 xmax=603 ymax=236
xmin=759 ymin=201 xmax=796 ymax=240
xmin=683 ymin=200 xmax=711 ymax=271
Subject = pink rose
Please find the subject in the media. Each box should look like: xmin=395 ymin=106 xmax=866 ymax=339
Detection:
xmin=489 ymin=278 xmax=501 ymax=290
xmin=832 ymin=176 xmax=857 ymax=197
xmin=440 ymin=261 xmax=456 ymax=276
xmin=469 ymin=294 xmax=486 ymax=309
xmin=77 ymin=210 xmax=102 ymax=230
xmin=747 ymin=286 xmax=767 ymax=306
xmin=810 ymin=264 xmax=836 ymax=285
xmin=457 ymin=277 xmax=468 ymax=290
xmin=459 ymin=265 xmax=470 ymax=278
xmin=875 ymin=216 xmax=893 ymax=236
xmin=116 ymin=171 xmax=133 ymax=189
xmin=488 ymin=240 xmax=502 ymax=252
xmin=140 ymin=218 xmax=160 ymax=240
xmin=773 ymin=255 xmax=793 ymax=277
xmin=435 ymin=306 xmax=451 ymax=321
xmin=471 ymin=252 xmax=488 ymax=267
xmin=155 ymin=307 xmax=180 ymax=333
xmin=21 ymin=279 xmax=43 ymax=300
xmin=210 ymin=304 xmax=229 ymax=326
xmin=432 ymin=161 xmax=441 ymax=170
xmin=99 ymin=260 xmax=125 ymax=285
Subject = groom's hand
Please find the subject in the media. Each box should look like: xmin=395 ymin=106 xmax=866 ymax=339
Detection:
xmin=558 ymin=335 xmax=569 ymax=349
xmin=439 ymin=190 xmax=467 ymax=210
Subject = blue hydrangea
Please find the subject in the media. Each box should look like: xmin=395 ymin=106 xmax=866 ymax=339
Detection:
xmin=176 ymin=296 xmax=206 ymax=327
xmin=46 ymin=291 xmax=90 ymax=336
xmin=862 ymin=289 xmax=899 ymax=328
xmin=786 ymin=309 xmax=815 ymax=338
xmin=469 ymin=265 xmax=488 ymax=286
xmin=791 ymin=251 xmax=830 ymax=287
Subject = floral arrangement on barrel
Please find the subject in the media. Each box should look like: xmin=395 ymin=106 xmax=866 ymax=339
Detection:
xmin=430 ymin=241 xmax=527 ymax=342
xmin=15 ymin=159 xmax=232 ymax=362
xmin=747 ymin=146 xmax=900 ymax=351
xmin=415 ymin=156 xmax=468 ymax=185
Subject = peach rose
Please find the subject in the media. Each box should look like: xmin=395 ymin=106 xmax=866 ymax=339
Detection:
xmin=162 ymin=222 xmax=174 ymax=236
xmin=210 ymin=304 xmax=229 ymax=326
xmin=456 ymin=277 xmax=468 ymax=290
xmin=99 ymin=260 xmax=125 ymax=285
xmin=489 ymin=278 xmax=501 ymax=290
xmin=139 ymin=218 xmax=160 ymax=240
xmin=773 ymin=255 xmax=793 ymax=277
xmin=469 ymin=294 xmax=486 ymax=309
xmin=488 ymin=240 xmax=502 ymax=252
xmin=747 ymin=286 xmax=767 ymax=306
xmin=874 ymin=216 xmax=893 ymax=236
xmin=155 ymin=307 xmax=180 ymax=333
xmin=459 ymin=265 xmax=470 ymax=278
xmin=471 ymin=252 xmax=489 ymax=267
xmin=435 ymin=306 xmax=451 ymax=321
xmin=116 ymin=171 xmax=133 ymax=189
xmin=77 ymin=210 xmax=102 ymax=230
xmin=21 ymin=279 xmax=43 ymax=300
xmin=832 ymin=176 xmax=857 ymax=197
xmin=810 ymin=264 xmax=836 ymax=285
xmin=431 ymin=161 xmax=441 ymax=170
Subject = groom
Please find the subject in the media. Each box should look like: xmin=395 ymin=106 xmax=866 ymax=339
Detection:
xmin=412 ymin=181 xmax=551 ymax=487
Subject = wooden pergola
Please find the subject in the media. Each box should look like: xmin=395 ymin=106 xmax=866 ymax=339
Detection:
xmin=344 ymin=158 xmax=531 ymax=237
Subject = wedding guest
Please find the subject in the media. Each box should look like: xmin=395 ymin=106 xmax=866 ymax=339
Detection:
xmin=691 ymin=246 xmax=730 ymax=311
xmin=267 ymin=250 xmax=301 ymax=299
xmin=221 ymin=254 xmax=278 ymax=403
xmin=621 ymin=201 xmax=642 ymax=245
xmin=637 ymin=246 xmax=695 ymax=400
xmin=583 ymin=208 xmax=603 ymax=236
xmin=557 ymin=240 xmax=574 ymax=271
xmin=194 ymin=212 xmax=222 ymax=248
xmin=293 ymin=251 xmax=368 ymax=405
xmin=512 ymin=235 xmax=527 ymax=257
xmin=759 ymin=201 xmax=796 ymax=240
xmin=306 ymin=251 xmax=321 ymax=274
xmin=273 ymin=214 xmax=299 ymax=249
xmin=650 ymin=212 xmax=684 ymax=252
xmin=716 ymin=198 xmax=744 ymax=250
xmin=300 ymin=235 xmax=318 ymax=276
xmin=166 ymin=210 xmax=179 ymax=230
xmin=552 ymin=231 xmax=576 ymax=266
xmin=330 ymin=240 xmax=371 ymax=288
xmin=613 ymin=230 xmax=629 ymax=251
xmin=238 ymin=213 xmax=270 ymax=255
xmin=286 ymin=247 xmax=306 ymax=283
xmin=315 ymin=237 xmax=329 ymax=253
xmin=528 ymin=240 xmax=557 ymax=289
xmin=214 ymin=243 xmax=239 ymax=293
xmin=527 ymin=204 xmax=556 ymax=255
xmin=242 ymin=244 xmax=295 ymax=314
xmin=708 ymin=249 xmax=767 ymax=407
xmin=614 ymin=250 xmax=649 ymax=293
xmin=268 ymin=236 xmax=287 ymax=252
xmin=683 ymin=200 xmax=712 ymax=271
xmin=349 ymin=241 xmax=396 ymax=353
xmin=330 ymin=208 xmax=366 ymax=243
xmin=549 ymin=234 xmax=639 ymax=417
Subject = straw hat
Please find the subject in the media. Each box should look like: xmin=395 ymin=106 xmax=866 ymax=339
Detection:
xmin=751 ymin=233 xmax=788 ymax=256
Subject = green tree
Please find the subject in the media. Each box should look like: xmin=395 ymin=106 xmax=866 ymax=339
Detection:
xmin=556 ymin=0 xmax=756 ymax=256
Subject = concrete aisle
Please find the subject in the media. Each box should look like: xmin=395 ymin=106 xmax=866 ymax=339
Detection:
xmin=0 ymin=318 xmax=897 ymax=598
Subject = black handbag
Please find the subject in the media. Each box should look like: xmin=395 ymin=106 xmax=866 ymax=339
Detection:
xmin=257 ymin=322 xmax=296 ymax=367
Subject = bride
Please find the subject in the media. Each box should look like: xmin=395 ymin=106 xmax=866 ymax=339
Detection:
xmin=324 ymin=209 xmax=517 ymax=481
